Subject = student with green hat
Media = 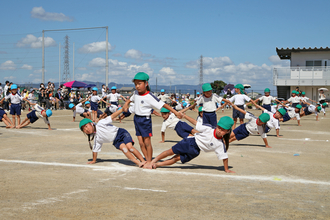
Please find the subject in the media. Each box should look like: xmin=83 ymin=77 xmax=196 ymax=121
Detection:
xmin=299 ymin=91 xmax=318 ymax=108
xmin=159 ymin=107 xmax=199 ymax=143
xmin=299 ymin=100 xmax=322 ymax=121
xmin=280 ymin=104 xmax=302 ymax=126
xmin=228 ymin=84 xmax=255 ymax=129
xmin=283 ymin=90 xmax=301 ymax=108
xmin=190 ymin=83 xmax=230 ymax=127
xmin=79 ymin=108 xmax=146 ymax=167
xmin=252 ymin=88 xmax=281 ymax=112
xmin=150 ymin=115 xmax=235 ymax=173
xmin=123 ymin=72 xmax=183 ymax=169
xmin=229 ymin=103 xmax=272 ymax=148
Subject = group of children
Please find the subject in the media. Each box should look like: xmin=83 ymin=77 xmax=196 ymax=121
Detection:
xmin=1 ymin=73 xmax=327 ymax=173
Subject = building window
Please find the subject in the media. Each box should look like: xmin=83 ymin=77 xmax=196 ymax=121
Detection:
xmin=306 ymin=60 xmax=322 ymax=66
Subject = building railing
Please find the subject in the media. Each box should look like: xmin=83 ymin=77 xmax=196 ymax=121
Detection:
xmin=273 ymin=66 xmax=330 ymax=85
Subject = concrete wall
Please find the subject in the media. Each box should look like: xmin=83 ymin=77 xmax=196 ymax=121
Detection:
xmin=291 ymin=51 xmax=330 ymax=67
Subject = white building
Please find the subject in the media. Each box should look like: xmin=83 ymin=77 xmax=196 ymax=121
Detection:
xmin=273 ymin=47 xmax=330 ymax=101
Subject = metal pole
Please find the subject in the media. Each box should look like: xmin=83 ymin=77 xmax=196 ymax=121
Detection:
xmin=105 ymin=26 xmax=109 ymax=87
xmin=59 ymin=43 xmax=61 ymax=87
xmin=156 ymin=77 xmax=157 ymax=93
xmin=73 ymin=42 xmax=75 ymax=81
xmin=42 ymin=30 xmax=45 ymax=84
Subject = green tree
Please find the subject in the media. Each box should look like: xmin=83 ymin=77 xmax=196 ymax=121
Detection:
xmin=211 ymin=80 xmax=227 ymax=94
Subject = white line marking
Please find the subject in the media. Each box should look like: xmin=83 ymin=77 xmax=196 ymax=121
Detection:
xmin=285 ymin=130 xmax=330 ymax=135
xmin=123 ymin=187 xmax=167 ymax=192
xmin=1 ymin=159 xmax=329 ymax=186
xmin=280 ymin=138 xmax=328 ymax=142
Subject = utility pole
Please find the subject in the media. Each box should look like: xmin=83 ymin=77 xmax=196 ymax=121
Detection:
xmin=156 ymin=77 xmax=157 ymax=93
xmin=59 ymin=43 xmax=61 ymax=87
xmin=62 ymin=35 xmax=70 ymax=83
xmin=199 ymin=55 xmax=203 ymax=91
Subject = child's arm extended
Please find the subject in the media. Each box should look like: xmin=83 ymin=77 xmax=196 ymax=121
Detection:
xmin=47 ymin=123 xmax=52 ymax=130
xmin=179 ymin=104 xmax=195 ymax=114
xmin=87 ymin=152 xmax=98 ymax=164
xmin=231 ymin=103 xmax=247 ymax=115
xmin=223 ymin=158 xmax=235 ymax=173
xmin=120 ymin=95 xmax=127 ymax=102
xmin=252 ymin=101 xmax=266 ymax=111
xmin=122 ymin=99 xmax=131 ymax=112
xmin=183 ymin=114 xmax=197 ymax=126
xmin=160 ymin=132 xmax=165 ymax=143
xmin=163 ymin=103 xmax=183 ymax=119
xmin=110 ymin=108 xmax=123 ymax=120
xmin=302 ymin=100 xmax=311 ymax=106
xmin=262 ymin=138 xmax=271 ymax=148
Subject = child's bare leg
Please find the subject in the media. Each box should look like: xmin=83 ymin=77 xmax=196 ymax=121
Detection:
xmin=232 ymin=118 xmax=238 ymax=129
xmin=229 ymin=132 xmax=237 ymax=143
xmin=12 ymin=115 xmax=16 ymax=128
xmin=137 ymin=136 xmax=147 ymax=160
xmin=191 ymin=128 xmax=199 ymax=134
xmin=126 ymin=143 xmax=146 ymax=166
xmin=2 ymin=118 xmax=11 ymax=128
xmin=84 ymin=112 xmax=92 ymax=120
xmin=151 ymin=148 xmax=175 ymax=164
xmin=154 ymin=154 xmax=181 ymax=168
xmin=119 ymin=143 xmax=144 ymax=166
xmin=3 ymin=115 xmax=14 ymax=127
xmin=143 ymin=137 xmax=153 ymax=164
xmin=18 ymin=118 xmax=31 ymax=129
xmin=239 ymin=118 xmax=244 ymax=124
xmin=17 ymin=115 xmax=21 ymax=126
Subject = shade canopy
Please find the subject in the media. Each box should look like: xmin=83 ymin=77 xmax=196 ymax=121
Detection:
xmin=63 ymin=80 xmax=87 ymax=88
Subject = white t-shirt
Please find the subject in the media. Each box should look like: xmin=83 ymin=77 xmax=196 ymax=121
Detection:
xmin=107 ymin=93 xmax=121 ymax=102
xmin=161 ymin=113 xmax=180 ymax=132
xmin=33 ymin=104 xmax=50 ymax=125
xmin=263 ymin=110 xmax=280 ymax=130
xmin=130 ymin=91 xmax=164 ymax=116
xmin=300 ymin=96 xmax=309 ymax=102
xmin=307 ymin=105 xmax=318 ymax=115
xmin=196 ymin=94 xmax=223 ymax=112
xmin=107 ymin=105 xmax=118 ymax=114
xmin=194 ymin=120 xmax=228 ymax=160
xmin=102 ymin=88 xmax=107 ymax=97
xmin=4 ymin=85 xmax=9 ymax=95
xmin=259 ymin=96 xmax=275 ymax=105
xmin=319 ymin=93 xmax=326 ymax=101
xmin=5 ymin=93 xmax=24 ymax=104
xmin=92 ymin=116 xmax=119 ymax=153
xmin=90 ymin=95 xmax=101 ymax=103
xmin=244 ymin=112 xmax=267 ymax=138
xmin=0 ymin=86 xmax=3 ymax=98
xmin=287 ymin=96 xmax=301 ymax=104
xmin=158 ymin=94 xmax=170 ymax=103
xmin=73 ymin=103 xmax=85 ymax=117
xmin=286 ymin=107 xmax=301 ymax=120
xmin=229 ymin=94 xmax=251 ymax=106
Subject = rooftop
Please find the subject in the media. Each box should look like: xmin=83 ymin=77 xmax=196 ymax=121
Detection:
xmin=276 ymin=47 xmax=330 ymax=60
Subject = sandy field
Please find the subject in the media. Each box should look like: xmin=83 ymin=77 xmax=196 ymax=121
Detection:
xmin=0 ymin=107 xmax=329 ymax=219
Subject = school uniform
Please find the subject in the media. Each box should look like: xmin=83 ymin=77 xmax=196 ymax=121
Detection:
xmin=229 ymin=94 xmax=251 ymax=119
xmin=263 ymin=110 xmax=280 ymax=133
xmin=300 ymin=96 xmax=309 ymax=107
xmin=161 ymin=113 xmax=194 ymax=139
xmin=287 ymin=96 xmax=301 ymax=108
xmin=27 ymin=104 xmax=50 ymax=124
xmin=73 ymin=103 xmax=88 ymax=118
xmin=304 ymin=105 xmax=318 ymax=116
xmin=172 ymin=118 xmax=228 ymax=164
xmin=92 ymin=116 xmax=134 ymax=152
xmin=196 ymin=94 xmax=223 ymax=127
xmin=0 ymin=108 xmax=6 ymax=121
xmin=104 ymin=105 xmax=118 ymax=116
xmin=107 ymin=93 xmax=122 ymax=106
xmin=130 ymin=91 xmax=165 ymax=137
xmin=158 ymin=94 xmax=170 ymax=103
xmin=90 ymin=95 xmax=101 ymax=111
xmin=282 ymin=107 xmax=300 ymax=122
xmin=259 ymin=95 xmax=276 ymax=112
xmin=319 ymin=93 xmax=326 ymax=104
xmin=174 ymin=103 xmax=183 ymax=111
xmin=5 ymin=93 xmax=24 ymax=115
xmin=233 ymin=112 xmax=266 ymax=141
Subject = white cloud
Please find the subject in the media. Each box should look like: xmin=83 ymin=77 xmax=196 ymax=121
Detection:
xmin=31 ymin=7 xmax=73 ymax=22
xmin=268 ymin=55 xmax=290 ymax=67
xmin=17 ymin=34 xmax=56 ymax=48
xmin=21 ymin=64 xmax=33 ymax=70
xmin=0 ymin=60 xmax=16 ymax=70
xmin=79 ymin=41 xmax=113 ymax=53
xmin=125 ymin=49 xmax=143 ymax=59
xmin=33 ymin=69 xmax=46 ymax=74
xmin=4 ymin=76 xmax=16 ymax=80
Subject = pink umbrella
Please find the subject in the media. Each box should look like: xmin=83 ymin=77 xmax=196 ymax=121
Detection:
xmin=63 ymin=80 xmax=87 ymax=88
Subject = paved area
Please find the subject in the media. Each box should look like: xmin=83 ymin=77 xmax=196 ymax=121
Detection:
xmin=0 ymin=108 xmax=329 ymax=219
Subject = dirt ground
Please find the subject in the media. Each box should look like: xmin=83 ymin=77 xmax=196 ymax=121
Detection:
xmin=0 ymin=107 xmax=329 ymax=219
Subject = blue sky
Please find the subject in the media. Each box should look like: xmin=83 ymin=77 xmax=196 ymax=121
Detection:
xmin=1 ymin=0 xmax=330 ymax=90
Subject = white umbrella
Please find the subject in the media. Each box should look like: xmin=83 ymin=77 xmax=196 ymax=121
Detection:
xmin=318 ymin=88 xmax=329 ymax=91
xmin=243 ymin=84 xmax=251 ymax=89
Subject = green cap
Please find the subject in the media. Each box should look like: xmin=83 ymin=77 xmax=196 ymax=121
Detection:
xmin=264 ymin=88 xmax=270 ymax=92
xmin=234 ymin=84 xmax=244 ymax=94
xmin=259 ymin=113 xmax=270 ymax=123
xmin=317 ymin=106 xmax=322 ymax=111
xmin=302 ymin=91 xmax=305 ymax=95
xmin=292 ymin=90 xmax=297 ymax=94
xmin=322 ymin=103 xmax=327 ymax=107
xmin=198 ymin=106 xmax=203 ymax=112
xmin=278 ymin=108 xmax=286 ymax=116
xmin=133 ymin=72 xmax=149 ymax=81
xmin=160 ymin=107 xmax=170 ymax=113
xmin=217 ymin=116 xmax=234 ymax=130
xmin=202 ymin=83 xmax=212 ymax=92
xmin=79 ymin=118 xmax=92 ymax=130
xmin=295 ymin=104 xmax=302 ymax=109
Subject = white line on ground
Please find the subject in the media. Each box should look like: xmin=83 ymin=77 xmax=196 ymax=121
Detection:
xmin=122 ymin=187 xmax=167 ymax=192
xmin=1 ymin=159 xmax=329 ymax=186
xmin=280 ymin=138 xmax=329 ymax=142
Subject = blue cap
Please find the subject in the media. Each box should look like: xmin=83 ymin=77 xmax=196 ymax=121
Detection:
xmin=46 ymin=109 xmax=52 ymax=117
xmin=85 ymin=101 xmax=90 ymax=105
xmin=182 ymin=102 xmax=187 ymax=107
xmin=196 ymin=92 xmax=200 ymax=95
xmin=68 ymin=103 xmax=75 ymax=109
xmin=160 ymin=89 xmax=165 ymax=92
xmin=11 ymin=84 xmax=17 ymax=89
xmin=111 ymin=86 xmax=117 ymax=90
xmin=92 ymin=87 xmax=98 ymax=91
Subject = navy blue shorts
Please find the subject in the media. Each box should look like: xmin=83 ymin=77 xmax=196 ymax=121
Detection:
xmin=79 ymin=109 xmax=89 ymax=118
xmin=202 ymin=111 xmax=217 ymax=127
xmin=262 ymin=104 xmax=271 ymax=112
xmin=97 ymin=110 xmax=103 ymax=118
xmin=27 ymin=110 xmax=39 ymax=123
xmin=0 ymin=108 xmax=6 ymax=121
xmin=110 ymin=101 xmax=118 ymax=106
xmin=90 ymin=101 xmax=98 ymax=111
xmin=134 ymin=115 xmax=152 ymax=137
xmin=233 ymin=105 xmax=245 ymax=119
xmin=304 ymin=107 xmax=312 ymax=116
xmin=104 ymin=107 xmax=112 ymax=116
xmin=123 ymin=111 xmax=132 ymax=118
xmin=301 ymin=103 xmax=307 ymax=108
xmin=282 ymin=112 xmax=292 ymax=122
xmin=174 ymin=121 xmax=194 ymax=138
xmin=292 ymin=103 xmax=299 ymax=108
xmin=172 ymin=137 xmax=201 ymax=164
xmin=113 ymin=128 xmax=134 ymax=149
xmin=10 ymin=103 xmax=21 ymax=115
xmin=264 ymin=125 xmax=271 ymax=133
xmin=233 ymin=123 xmax=250 ymax=141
